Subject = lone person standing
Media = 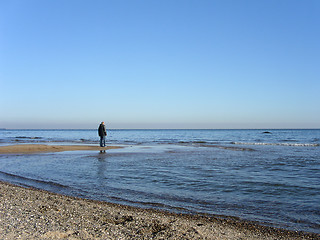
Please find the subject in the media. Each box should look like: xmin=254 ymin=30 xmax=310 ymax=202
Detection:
xmin=98 ymin=122 xmax=107 ymax=147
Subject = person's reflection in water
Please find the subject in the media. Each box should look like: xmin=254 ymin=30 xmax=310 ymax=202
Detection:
xmin=97 ymin=151 xmax=108 ymax=182
xmin=98 ymin=149 xmax=107 ymax=156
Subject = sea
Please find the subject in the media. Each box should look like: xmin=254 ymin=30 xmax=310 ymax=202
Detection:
xmin=0 ymin=129 xmax=319 ymax=234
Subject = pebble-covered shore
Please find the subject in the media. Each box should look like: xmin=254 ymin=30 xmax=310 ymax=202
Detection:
xmin=0 ymin=181 xmax=319 ymax=239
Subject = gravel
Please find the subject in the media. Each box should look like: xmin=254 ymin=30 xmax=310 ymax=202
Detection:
xmin=0 ymin=181 xmax=319 ymax=239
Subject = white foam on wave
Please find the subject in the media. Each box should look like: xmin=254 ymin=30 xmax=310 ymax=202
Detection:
xmin=232 ymin=142 xmax=319 ymax=147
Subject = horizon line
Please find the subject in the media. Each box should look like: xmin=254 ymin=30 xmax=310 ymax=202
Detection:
xmin=1 ymin=128 xmax=319 ymax=130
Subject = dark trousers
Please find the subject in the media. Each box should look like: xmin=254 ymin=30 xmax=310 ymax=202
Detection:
xmin=100 ymin=136 xmax=106 ymax=147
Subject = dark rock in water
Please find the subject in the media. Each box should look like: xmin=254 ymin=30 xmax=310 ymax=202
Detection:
xmin=263 ymin=131 xmax=272 ymax=134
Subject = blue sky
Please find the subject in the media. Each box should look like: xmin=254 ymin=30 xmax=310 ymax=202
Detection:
xmin=1 ymin=0 xmax=319 ymax=129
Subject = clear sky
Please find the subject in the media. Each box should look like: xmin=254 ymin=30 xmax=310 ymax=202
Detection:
xmin=1 ymin=0 xmax=319 ymax=129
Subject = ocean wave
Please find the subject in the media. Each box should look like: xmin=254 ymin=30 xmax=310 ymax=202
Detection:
xmin=15 ymin=136 xmax=42 ymax=139
xmin=174 ymin=141 xmax=255 ymax=151
xmin=231 ymin=142 xmax=319 ymax=147
xmin=177 ymin=140 xmax=219 ymax=145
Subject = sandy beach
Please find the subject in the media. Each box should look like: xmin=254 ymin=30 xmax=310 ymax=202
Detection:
xmin=0 ymin=144 xmax=122 ymax=154
xmin=0 ymin=181 xmax=318 ymax=239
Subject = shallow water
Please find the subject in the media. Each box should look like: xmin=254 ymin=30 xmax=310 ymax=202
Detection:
xmin=0 ymin=129 xmax=319 ymax=233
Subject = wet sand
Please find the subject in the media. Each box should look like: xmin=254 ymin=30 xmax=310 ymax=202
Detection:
xmin=0 ymin=181 xmax=318 ymax=239
xmin=0 ymin=144 xmax=122 ymax=154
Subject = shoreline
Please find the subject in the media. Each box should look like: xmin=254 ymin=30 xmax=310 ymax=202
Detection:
xmin=0 ymin=144 xmax=122 ymax=154
xmin=0 ymin=181 xmax=318 ymax=239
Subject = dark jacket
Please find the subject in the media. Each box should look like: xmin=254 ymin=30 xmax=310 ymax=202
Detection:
xmin=98 ymin=124 xmax=107 ymax=137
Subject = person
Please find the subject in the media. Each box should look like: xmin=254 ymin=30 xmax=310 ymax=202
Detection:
xmin=98 ymin=122 xmax=107 ymax=148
